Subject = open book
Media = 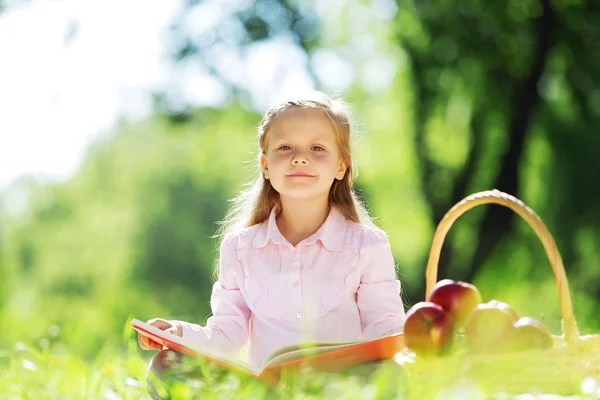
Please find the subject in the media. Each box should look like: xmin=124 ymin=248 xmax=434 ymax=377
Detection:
xmin=129 ymin=318 xmax=405 ymax=386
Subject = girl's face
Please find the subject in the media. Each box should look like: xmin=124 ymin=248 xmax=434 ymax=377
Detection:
xmin=261 ymin=107 xmax=348 ymax=202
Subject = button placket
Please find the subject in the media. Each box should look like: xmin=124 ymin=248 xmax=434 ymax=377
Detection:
xmin=291 ymin=250 xmax=301 ymax=289
xmin=291 ymin=249 xmax=303 ymax=321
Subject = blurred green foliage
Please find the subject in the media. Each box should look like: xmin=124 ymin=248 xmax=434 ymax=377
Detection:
xmin=1 ymin=0 xmax=600 ymax=397
xmin=0 ymin=105 xmax=261 ymax=357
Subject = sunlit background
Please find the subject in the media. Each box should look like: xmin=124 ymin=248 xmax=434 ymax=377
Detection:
xmin=1 ymin=0 xmax=599 ymax=397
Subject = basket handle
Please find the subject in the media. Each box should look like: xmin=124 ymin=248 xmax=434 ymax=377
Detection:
xmin=424 ymin=189 xmax=579 ymax=344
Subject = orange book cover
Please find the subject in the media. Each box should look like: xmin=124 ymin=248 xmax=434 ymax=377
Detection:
xmin=128 ymin=319 xmax=405 ymax=386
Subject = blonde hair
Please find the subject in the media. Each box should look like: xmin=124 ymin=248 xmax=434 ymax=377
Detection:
xmin=214 ymin=91 xmax=376 ymax=267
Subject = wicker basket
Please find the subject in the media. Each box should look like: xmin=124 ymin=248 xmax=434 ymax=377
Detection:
xmin=401 ymin=190 xmax=600 ymax=397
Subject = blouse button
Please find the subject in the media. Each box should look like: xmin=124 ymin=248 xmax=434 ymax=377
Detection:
xmin=296 ymin=312 xmax=302 ymax=319
xmin=292 ymin=279 xmax=299 ymax=287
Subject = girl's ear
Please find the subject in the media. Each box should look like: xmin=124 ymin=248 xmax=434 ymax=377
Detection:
xmin=335 ymin=161 xmax=348 ymax=180
xmin=260 ymin=153 xmax=269 ymax=179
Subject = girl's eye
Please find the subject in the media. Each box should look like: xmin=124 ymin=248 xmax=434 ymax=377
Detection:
xmin=312 ymin=146 xmax=324 ymax=151
xmin=279 ymin=145 xmax=292 ymax=150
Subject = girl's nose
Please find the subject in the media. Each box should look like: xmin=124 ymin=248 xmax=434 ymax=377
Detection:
xmin=292 ymin=152 xmax=309 ymax=164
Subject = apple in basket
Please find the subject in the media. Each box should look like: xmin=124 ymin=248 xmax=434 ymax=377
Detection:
xmin=509 ymin=317 xmax=553 ymax=352
xmin=428 ymin=279 xmax=483 ymax=329
xmin=464 ymin=300 xmax=519 ymax=353
xmin=404 ymin=302 xmax=455 ymax=356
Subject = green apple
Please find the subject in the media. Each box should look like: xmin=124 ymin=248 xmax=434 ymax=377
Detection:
xmin=464 ymin=300 xmax=518 ymax=353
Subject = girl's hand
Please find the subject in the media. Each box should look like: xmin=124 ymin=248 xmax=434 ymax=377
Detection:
xmin=138 ymin=318 xmax=183 ymax=350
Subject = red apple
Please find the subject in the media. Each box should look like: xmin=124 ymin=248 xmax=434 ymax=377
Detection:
xmin=464 ymin=300 xmax=518 ymax=353
xmin=510 ymin=317 xmax=553 ymax=352
xmin=404 ymin=301 xmax=455 ymax=357
xmin=428 ymin=279 xmax=483 ymax=329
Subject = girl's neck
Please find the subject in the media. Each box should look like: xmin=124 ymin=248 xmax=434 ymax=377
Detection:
xmin=276 ymin=197 xmax=331 ymax=247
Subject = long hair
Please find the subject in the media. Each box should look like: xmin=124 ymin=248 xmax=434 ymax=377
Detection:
xmin=213 ymin=91 xmax=377 ymax=274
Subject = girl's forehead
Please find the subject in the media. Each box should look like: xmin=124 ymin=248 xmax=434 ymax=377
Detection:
xmin=269 ymin=108 xmax=336 ymax=141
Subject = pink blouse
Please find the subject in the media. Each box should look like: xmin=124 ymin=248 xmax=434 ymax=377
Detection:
xmin=174 ymin=205 xmax=406 ymax=368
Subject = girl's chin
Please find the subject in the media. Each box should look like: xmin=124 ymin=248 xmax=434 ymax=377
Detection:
xmin=277 ymin=189 xmax=329 ymax=201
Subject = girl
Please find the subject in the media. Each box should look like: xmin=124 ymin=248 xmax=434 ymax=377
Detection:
xmin=139 ymin=91 xmax=407 ymax=396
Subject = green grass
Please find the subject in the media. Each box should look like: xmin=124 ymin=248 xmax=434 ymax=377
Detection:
xmin=0 ymin=340 xmax=148 ymax=399
xmin=0 ymin=336 xmax=410 ymax=400
xmin=1 ymin=334 xmax=598 ymax=399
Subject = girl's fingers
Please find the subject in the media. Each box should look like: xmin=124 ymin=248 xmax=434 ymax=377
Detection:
xmin=138 ymin=333 xmax=162 ymax=350
xmin=165 ymin=326 xmax=179 ymax=336
xmin=138 ymin=334 xmax=151 ymax=350
xmin=149 ymin=340 xmax=163 ymax=350
xmin=147 ymin=318 xmax=182 ymax=336
xmin=168 ymin=321 xmax=183 ymax=337
xmin=147 ymin=318 xmax=172 ymax=330
xmin=138 ymin=318 xmax=179 ymax=350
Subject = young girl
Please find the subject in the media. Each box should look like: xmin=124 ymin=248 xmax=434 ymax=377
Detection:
xmin=139 ymin=91 xmax=406 ymax=395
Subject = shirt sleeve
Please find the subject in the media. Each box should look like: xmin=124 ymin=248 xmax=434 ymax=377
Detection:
xmin=356 ymin=228 xmax=406 ymax=339
xmin=171 ymin=234 xmax=251 ymax=355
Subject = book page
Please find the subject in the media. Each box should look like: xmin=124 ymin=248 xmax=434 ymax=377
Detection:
xmin=263 ymin=341 xmax=366 ymax=368
xmin=262 ymin=339 xmax=365 ymax=367
xmin=261 ymin=333 xmax=405 ymax=371
xmin=130 ymin=319 xmax=261 ymax=376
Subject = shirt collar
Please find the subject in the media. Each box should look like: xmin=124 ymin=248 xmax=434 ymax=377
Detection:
xmin=252 ymin=204 xmax=347 ymax=251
